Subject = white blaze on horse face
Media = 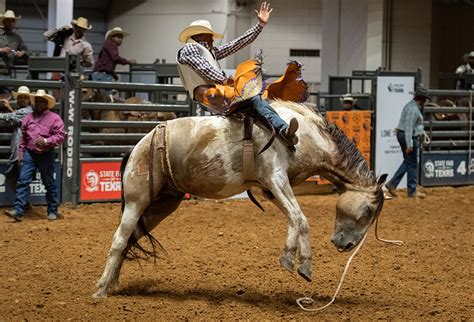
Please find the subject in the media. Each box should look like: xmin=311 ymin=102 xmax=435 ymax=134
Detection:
xmin=332 ymin=190 xmax=377 ymax=251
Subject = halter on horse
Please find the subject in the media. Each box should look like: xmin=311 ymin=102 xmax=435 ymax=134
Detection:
xmin=92 ymin=97 xmax=387 ymax=299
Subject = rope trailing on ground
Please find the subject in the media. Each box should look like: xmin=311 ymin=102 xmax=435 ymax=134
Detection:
xmin=296 ymin=217 xmax=404 ymax=312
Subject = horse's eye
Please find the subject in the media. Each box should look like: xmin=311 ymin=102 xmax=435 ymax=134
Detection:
xmin=365 ymin=206 xmax=372 ymax=215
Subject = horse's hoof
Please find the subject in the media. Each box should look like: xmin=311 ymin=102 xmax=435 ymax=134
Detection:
xmin=297 ymin=261 xmax=312 ymax=282
xmin=279 ymin=255 xmax=294 ymax=273
xmin=92 ymin=290 xmax=107 ymax=299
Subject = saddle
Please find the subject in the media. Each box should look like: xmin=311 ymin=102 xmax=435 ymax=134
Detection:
xmin=198 ymin=54 xmax=308 ymax=115
xmin=198 ymin=54 xmax=308 ymax=184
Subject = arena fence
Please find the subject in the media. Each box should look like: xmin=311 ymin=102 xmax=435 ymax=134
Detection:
xmin=0 ymin=55 xmax=195 ymax=206
xmin=72 ymin=80 xmax=194 ymax=204
xmin=1 ymin=57 xmax=474 ymax=206
xmin=420 ymin=89 xmax=474 ymax=186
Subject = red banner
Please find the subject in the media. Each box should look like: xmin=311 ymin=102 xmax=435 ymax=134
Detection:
xmin=80 ymin=162 xmax=122 ymax=201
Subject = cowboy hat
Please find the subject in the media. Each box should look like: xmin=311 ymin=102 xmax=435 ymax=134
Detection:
xmin=71 ymin=17 xmax=92 ymax=30
xmin=30 ymin=89 xmax=56 ymax=109
xmin=105 ymin=27 xmax=129 ymax=40
xmin=179 ymin=20 xmax=224 ymax=43
xmin=463 ymin=51 xmax=474 ymax=61
xmin=0 ymin=10 xmax=21 ymax=23
xmin=409 ymin=85 xmax=431 ymax=100
xmin=12 ymin=86 xmax=30 ymax=99
xmin=340 ymin=93 xmax=355 ymax=103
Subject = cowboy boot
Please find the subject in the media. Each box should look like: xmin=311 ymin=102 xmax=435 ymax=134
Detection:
xmin=282 ymin=118 xmax=299 ymax=145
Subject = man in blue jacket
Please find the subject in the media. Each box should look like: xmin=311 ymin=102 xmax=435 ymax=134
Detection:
xmin=385 ymin=86 xmax=429 ymax=198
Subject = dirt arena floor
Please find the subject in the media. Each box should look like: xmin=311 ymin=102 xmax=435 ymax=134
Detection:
xmin=1 ymin=185 xmax=472 ymax=320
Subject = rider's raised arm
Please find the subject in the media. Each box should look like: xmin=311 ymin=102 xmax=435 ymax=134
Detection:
xmin=178 ymin=43 xmax=226 ymax=84
xmin=214 ymin=23 xmax=263 ymax=60
xmin=214 ymin=1 xmax=272 ymax=60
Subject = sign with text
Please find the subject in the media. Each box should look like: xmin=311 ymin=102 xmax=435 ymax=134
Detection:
xmin=375 ymin=76 xmax=415 ymax=186
xmin=0 ymin=162 xmax=62 ymax=206
xmin=80 ymin=161 xmax=122 ymax=201
xmin=420 ymin=152 xmax=474 ymax=186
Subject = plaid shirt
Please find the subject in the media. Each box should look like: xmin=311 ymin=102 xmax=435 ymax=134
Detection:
xmin=178 ymin=23 xmax=263 ymax=84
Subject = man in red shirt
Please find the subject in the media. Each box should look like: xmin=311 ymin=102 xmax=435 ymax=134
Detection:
xmin=92 ymin=27 xmax=136 ymax=81
xmin=5 ymin=89 xmax=65 ymax=222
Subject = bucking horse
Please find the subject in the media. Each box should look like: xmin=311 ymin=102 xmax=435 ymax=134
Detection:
xmin=92 ymin=55 xmax=388 ymax=299
xmin=92 ymin=97 xmax=387 ymax=298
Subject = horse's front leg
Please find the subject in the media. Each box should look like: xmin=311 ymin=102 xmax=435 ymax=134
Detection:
xmin=263 ymin=178 xmax=312 ymax=282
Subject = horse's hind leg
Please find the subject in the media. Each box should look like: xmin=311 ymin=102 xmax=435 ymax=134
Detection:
xmin=108 ymin=187 xmax=184 ymax=291
xmin=93 ymin=200 xmax=148 ymax=299
xmin=93 ymin=133 xmax=167 ymax=299
xmin=262 ymin=179 xmax=312 ymax=282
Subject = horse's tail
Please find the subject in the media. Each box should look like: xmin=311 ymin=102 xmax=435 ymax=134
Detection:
xmin=120 ymin=148 xmax=166 ymax=262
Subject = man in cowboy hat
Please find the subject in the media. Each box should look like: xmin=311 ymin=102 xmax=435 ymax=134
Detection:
xmin=5 ymin=89 xmax=65 ymax=222
xmin=385 ymin=86 xmax=430 ymax=199
xmin=176 ymin=2 xmax=299 ymax=146
xmin=340 ymin=93 xmax=364 ymax=111
xmin=0 ymin=86 xmax=33 ymax=195
xmin=92 ymin=27 xmax=136 ymax=81
xmin=0 ymin=10 xmax=28 ymax=76
xmin=44 ymin=17 xmax=94 ymax=67
xmin=455 ymin=51 xmax=474 ymax=89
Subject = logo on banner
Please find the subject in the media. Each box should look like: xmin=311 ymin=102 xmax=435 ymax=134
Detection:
xmin=387 ymin=83 xmax=405 ymax=93
xmin=84 ymin=170 xmax=99 ymax=192
xmin=80 ymin=162 xmax=122 ymax=201
xmin=423 ymin=160 xmax=435 ymax=178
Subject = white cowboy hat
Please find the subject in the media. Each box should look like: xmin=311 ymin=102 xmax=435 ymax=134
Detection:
xmin=0 ymin=10 xmax=21 ymax=23
xmin=12 ymin=86 xmax=30 ymax=99
xmin=178 ymin=20 xmax=224 ymax=43
xmin=463 ymin=51 xmax=474 ymax=61
xmin=30 ymin=89 xmax=56 ymax=109
xmin=340 ymin=93 xmax=355 ymax=103
xmin=71 ymin=17 xmax=92 ymax=30
xmin=105 ymin=27 xmax=129 ymax=40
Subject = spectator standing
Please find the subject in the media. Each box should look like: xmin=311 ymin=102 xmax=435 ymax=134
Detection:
xmin=5 ymin=90 xmax=65 ymax=222
xmin=340 ymin=94 xmax=364 ymax=111
xmin=455 ymin=51 xmax=474 ymax=89
xmin=0 ymin=86 xmax=32 ymax=186
xmin=44 ymin=17 xmax=94 ymax=68
xmin=92 ymin=27 xmax=136 ymax=82
xmin=385 ymin=86 xmax=429 ymax=199
xmin=0 ymin=10 xmax=28 ymax=90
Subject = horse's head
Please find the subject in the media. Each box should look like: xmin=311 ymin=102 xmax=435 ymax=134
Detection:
xmin=331 ymin=174 xmax=387 ymax=252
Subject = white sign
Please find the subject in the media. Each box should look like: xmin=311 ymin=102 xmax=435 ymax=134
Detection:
xmin=375 ymin=76 xmax=415 ymax=187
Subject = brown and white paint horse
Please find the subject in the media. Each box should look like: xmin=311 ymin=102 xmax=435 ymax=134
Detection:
xmin=93 ymin=100 xmax=387 ymax=299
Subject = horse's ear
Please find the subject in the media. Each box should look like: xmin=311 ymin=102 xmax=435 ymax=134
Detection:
xmin=376 ymin=174 xmax=388 ymax=190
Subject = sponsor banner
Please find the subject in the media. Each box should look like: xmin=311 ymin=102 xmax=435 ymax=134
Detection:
xmin=308 ymin=110 xmax=371 ymax=183
xmin=0 ymin=162 xmax=62 ymax=206
xmin=326 ymin=110 xmax=372 ymax=164
xmin=375 ymin=76 xmax=415 ymax=185
xmin=420 ymin=152 xmax=474 ymax=186
xmin=80 ymin=161 xmax=122 ymax=201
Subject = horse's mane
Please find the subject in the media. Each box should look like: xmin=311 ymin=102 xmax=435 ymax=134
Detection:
xmin=326 ymin=124 xmax=375 ymax=187
xmin=272 ymin=99 xmax=375 ymax=187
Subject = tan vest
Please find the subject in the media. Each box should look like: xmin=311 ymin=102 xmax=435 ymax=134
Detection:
xmin=177 ymin=40 xmax=222 ymax=99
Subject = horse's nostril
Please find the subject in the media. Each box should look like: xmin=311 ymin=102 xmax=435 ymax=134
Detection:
xmin=344 ymin=242 xmax=354 ymax=251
